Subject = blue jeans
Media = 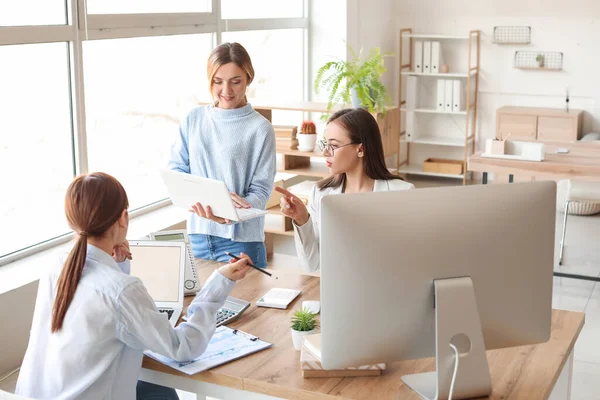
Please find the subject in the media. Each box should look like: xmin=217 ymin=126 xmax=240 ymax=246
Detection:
xmin=136 ymin=381 xmax=179 ymax=400
xmin=189 ymin=234 xmax=267 ymax=268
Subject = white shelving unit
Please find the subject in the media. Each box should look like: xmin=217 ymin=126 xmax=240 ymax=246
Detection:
xmin=405 ymin=34 xmax=470 ymax=40
xmin=397 ymin=28 xmax=481 ymax=184
xmin=401 ymin=71 xmax=476 ymax=78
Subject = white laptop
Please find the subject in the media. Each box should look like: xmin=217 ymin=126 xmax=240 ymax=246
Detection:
xmin=160 ymin=169 xmax=267 ymax=222
xmin=128 ymin=240 xmax=186 ymax=328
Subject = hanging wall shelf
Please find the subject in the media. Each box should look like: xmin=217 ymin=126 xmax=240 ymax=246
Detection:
xmin=514 ymin=51 xmax=563 ymax=70
xmin=493 ymin=26 xmax=531 ymax=44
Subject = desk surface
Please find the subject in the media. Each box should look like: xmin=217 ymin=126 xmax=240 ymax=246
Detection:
xmin=469 ymin=150 xmax=600 ymax=181
xmin=142 ymin=260 xmax=585 ymax=400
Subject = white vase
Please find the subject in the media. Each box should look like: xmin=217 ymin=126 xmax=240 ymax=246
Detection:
xmin=297 ymin=133 xmax=316 ymax=152
xmin=291 ymin=328 xmax=317 ymax=350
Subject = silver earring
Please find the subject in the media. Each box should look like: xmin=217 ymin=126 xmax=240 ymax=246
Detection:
xmin=358 ymin=152 xmax=364 ymax=157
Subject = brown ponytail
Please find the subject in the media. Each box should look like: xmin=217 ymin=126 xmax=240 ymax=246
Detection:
xmin=51 ymin=172 xmax=128 ymax=333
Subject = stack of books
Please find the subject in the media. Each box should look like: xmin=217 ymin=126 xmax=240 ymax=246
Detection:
xmin=274 ymin=125 xmax=298 ymax=151
xmin=300 ymin=334 xmax=386 ymax=378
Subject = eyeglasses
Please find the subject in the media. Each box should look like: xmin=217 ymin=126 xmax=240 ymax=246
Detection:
xmin=317 ymin=139 xmax=358 ymax=156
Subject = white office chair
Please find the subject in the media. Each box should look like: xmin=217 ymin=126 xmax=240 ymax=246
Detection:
xmin=558 ymin=180 xmax=600 ymax=265
xmin=0 ymin=389 xmax=32 ymax=400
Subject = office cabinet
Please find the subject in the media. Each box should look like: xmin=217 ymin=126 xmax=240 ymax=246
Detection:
xmin=496 ymin=107 xmax=583 ymax=142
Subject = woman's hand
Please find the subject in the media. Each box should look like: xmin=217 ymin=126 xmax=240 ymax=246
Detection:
xmin=230 ymin=192 xmax=251 ymax=209
xmin=218 ymin=253 xmax=252 ymax=281
xmin=113 ymin=240 xmax=132 ymax=263
xmin=275 ymin=187 xmax=310 ymax=226
xmin=190 ymin=202 xmax=231 ymax=224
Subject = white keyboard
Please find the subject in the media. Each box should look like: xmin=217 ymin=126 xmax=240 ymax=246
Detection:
xmin=256 ymin=288 xmax=302 ymax=309
xmin=237 ymin=207 xmax=267 ymax=220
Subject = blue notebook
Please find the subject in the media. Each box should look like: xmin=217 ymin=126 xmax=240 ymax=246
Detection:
xmin=145 ymin=326 xmax=271 ymax=375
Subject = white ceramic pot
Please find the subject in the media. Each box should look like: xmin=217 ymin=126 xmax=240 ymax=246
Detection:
xmin=291 ymin=328 xmax=317 ymax=350
xmin=297 ymin=133 xmax=317 ymax=152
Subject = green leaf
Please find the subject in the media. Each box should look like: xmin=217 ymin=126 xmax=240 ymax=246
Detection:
xmin=313 ymin=45 xmax=393 ymax=114
xmin=291 ymin=307 xmax=319 ymax=332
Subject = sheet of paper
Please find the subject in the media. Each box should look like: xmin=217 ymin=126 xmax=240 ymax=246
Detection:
xmin=145 ymin=326 xmax=271 ymax=375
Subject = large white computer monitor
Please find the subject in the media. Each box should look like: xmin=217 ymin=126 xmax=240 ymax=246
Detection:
xmin=319 ymin=181 xmax=556 ymax=400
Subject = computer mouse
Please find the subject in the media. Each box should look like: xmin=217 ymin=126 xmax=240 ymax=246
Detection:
xmin=303 ymin=300 xmax=320 ymax=314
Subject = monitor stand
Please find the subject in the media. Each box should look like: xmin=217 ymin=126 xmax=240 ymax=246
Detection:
xmin=401 ymin=277 xmax=492 ymax=400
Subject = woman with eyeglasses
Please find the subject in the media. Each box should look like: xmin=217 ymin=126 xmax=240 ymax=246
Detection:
xmin=275 ymin=108 xmax=414 ymax=273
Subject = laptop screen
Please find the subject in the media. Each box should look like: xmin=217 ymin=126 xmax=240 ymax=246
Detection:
xmin=129 ymin=243 xmax=182 ymax=303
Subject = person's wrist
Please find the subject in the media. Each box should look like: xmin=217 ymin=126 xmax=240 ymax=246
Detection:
xmin=296 ymin=213 xmax=310 ymax=226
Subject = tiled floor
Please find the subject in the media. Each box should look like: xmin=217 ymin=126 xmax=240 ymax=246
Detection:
xmin=558 ymin=211 xmax=600 ymax=399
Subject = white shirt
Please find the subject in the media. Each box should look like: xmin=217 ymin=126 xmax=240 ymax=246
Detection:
xmin=293 ymin=179 xmax=415 ymax=273
xmin=16 ymin=244 xmax=234 ymax=400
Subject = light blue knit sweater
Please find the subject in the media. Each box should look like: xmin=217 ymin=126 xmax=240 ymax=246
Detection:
xmin=168 ymin=103 xmax=276 ymax=242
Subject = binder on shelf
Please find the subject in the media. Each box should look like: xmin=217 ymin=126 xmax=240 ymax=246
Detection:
xmin=406 ymin=111 xmax=417 ymax=142
xmin=423 ymin=41 xmax=431 ymax=74
xmin=431 ymin=41 xmax=440 ymax=74
xmin=406 ymin=76 xmax=418 ymax=110
xmin=452 ymin=80 xmax=463 ymax=112
xmin=436 ymin=80 xmax=445 ymax=111
xmin=413 ymin=41 xmax=423 ymax=73
xmin=444 ymin=80 xmax=453 ymax=112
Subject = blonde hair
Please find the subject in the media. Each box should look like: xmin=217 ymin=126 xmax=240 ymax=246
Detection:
xmin=207 ymin=42 xmax=255 ymax=91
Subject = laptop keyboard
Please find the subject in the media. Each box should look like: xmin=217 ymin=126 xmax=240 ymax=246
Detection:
xmin=158 ymin=309 xmax=174 ymax=320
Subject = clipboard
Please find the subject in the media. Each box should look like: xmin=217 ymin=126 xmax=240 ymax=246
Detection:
xmin=145 ymin=326 xmax=271 ymax=375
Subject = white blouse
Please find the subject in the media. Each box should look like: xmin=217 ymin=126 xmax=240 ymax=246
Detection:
xmin=293 ymin=179 xmax=415 ymax=273
xmin=17 ymin=244 xmax=234 ymax=400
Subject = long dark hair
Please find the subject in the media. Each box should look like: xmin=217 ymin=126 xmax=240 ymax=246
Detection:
xmin=51 ymin=172 xmax=128 ymax=333
xmin=317 ymin=108 xmax=402 ymax=190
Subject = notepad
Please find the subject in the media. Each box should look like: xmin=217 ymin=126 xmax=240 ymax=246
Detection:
xmin=145 ymin=326 xmax=271 ymax=375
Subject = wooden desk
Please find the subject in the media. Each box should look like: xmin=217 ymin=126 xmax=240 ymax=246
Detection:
xmin=468 ymin=148 xmax=600 ymax=184
xmin=141 ymin=260 xmax=584 ymax=400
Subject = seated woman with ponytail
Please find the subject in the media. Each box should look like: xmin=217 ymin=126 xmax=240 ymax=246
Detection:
xmin=16 ymin=172 xmax=252 ymax=400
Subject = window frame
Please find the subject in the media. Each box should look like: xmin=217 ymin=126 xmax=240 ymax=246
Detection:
xmin=0 ymin=0 xmax=310 ymax=266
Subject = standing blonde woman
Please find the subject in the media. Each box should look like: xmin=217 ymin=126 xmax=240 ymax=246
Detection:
xmin=16 ymin=172 xmax=252 ymax=399
xmin=168 ymin=42 xmax=276 ymax=268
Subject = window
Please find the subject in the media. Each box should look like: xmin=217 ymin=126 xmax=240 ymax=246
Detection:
xmin=221 ymin=0 xmax=303 ymax=19
xmin=0 ymin=43 xmax=73 ymax=259
xmin=1 ymin=1 xmax=309 ymax=266
xmin=83 ymin=34 xmax=212 ymax=211
xmin=86 ymin=0 xmax=211 ymax=14
xmin=0 ymin=0 xmax=67 ymax=26
xmin=222 ymin=29 xmax=304 ymax=125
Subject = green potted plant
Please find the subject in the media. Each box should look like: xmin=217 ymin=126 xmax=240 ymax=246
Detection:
xmin=536 ymin=53 xmax=544 ymax=68
xmin=290 ymin=307 xmax=318 ymax=350
xmin=314 ymin=46 xmax=392 ymax=117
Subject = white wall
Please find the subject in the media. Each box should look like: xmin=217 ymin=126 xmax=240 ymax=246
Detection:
xmin=391 ymin=0 xmax=600 ymax=149
xmin=346 ymin=0 xmax=397 ymax=97
xmin=309 ymin=0 xmax=348 ymax=103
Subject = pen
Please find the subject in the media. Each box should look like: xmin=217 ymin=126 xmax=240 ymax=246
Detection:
xmin=224 ymin=252 xmax=277 ymax=279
